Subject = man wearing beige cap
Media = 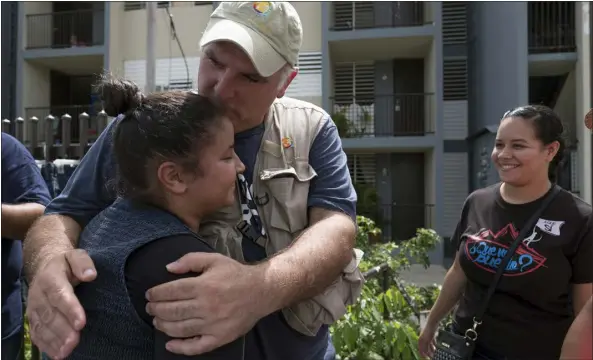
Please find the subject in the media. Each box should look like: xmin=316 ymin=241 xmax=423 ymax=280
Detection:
xmin=24 ymin=2 xmax=360 ymax=360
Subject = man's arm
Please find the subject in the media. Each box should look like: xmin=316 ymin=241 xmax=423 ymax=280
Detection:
xmin=126 ymin=235 xmax=245 ymax=360
xmin=2 ymin=203 xmax=46 ymax=240
xmin=23 ymin=119 xmax=118 ymax=281
xmin=1 ymin=133 xmax=52 ymax=240
xmin=258 ymin=116 xmax=357 ymax=311
xmin=23 ymin=120 xmax=119 ymax=360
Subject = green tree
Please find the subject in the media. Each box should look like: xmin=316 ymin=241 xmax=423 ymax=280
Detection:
xmin=331 ymin=216 xmax=441 ymax=360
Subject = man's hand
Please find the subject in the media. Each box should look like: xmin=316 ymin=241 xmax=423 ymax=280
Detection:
xmin=26 ymin=250 xmax=97 ymax=359
xmin=146 ymin=252 xmax=267 ymax=356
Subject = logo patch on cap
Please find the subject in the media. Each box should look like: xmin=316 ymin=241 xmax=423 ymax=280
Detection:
xmin=253 ymin=2 xmax=271 ymax=16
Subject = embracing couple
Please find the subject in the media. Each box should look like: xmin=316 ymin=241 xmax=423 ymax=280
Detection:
xmin=23 ymin=2 xmax=363 ymax=360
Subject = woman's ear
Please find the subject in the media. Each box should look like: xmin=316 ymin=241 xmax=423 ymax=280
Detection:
xmin=546 ymin=141 xmax=560 ymax=162
xmin=156 ymin=161 xmax=188 ymax=195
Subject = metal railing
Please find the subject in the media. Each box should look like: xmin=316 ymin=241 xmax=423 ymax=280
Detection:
xmin=363 ymin=262 xmax=427 ymax=325
xmin=528 ymin=2 xmax=576 ymax=54
xmin=330 ymin=1 xmax=426 ymax=31
xmin=3 ymin=108 xmax=110 ymax=161
xmin=26 ymin=9 xmax=105 ymax=49
xmin=330 ymin=93 xmax=435 ymax=138
xmin=25 ymin=105 xmax=103 ymax=146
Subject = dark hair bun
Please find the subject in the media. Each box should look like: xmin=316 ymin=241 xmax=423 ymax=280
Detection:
xmin=93 ymin=72 xmax=145 ymax=116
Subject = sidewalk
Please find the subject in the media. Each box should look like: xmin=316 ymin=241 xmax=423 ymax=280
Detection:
xmin=398 ymin=264 xmax=448 ymax=287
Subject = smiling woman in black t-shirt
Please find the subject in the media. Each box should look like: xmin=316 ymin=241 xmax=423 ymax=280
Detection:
xmin=418 ymin=105 xmax=593 ymax=360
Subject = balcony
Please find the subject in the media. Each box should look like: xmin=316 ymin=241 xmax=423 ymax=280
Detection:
xmin=330 ymin=93 xmax=434 ymax=138
xmin=326 ymin=2 xmax=434 ymax=57
xmin=528 ymin=2 xmax=575 ymax=54
xmin=330 ymin=1 xmax=427 ymax=31
xmin=379 ymin=203 xmax=434 ymax=242
xmin=26 ymin=9 xmax=105 ymax=50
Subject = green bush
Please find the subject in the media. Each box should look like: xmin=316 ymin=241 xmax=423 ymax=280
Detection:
xmin=330 ymin=216 xmax=441 ymax=360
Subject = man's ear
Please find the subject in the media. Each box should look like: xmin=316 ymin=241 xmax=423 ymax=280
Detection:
xmin=277 ymin=68 xmax=299 ymax=98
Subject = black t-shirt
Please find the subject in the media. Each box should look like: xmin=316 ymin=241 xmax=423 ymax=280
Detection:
xmin=125 ymin=234 xmax=246 ymax=360
xmin=454 ymin=184 xmax=593 ymax=360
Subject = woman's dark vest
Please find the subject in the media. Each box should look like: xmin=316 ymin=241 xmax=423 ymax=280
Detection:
xmin=67 ymin=198 xmax=197 ymax=360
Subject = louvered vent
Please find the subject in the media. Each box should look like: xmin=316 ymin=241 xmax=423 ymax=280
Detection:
xmin=332 ymin=2 xmax=375 ymax=30
xmin=124 ymin=57 xmax=200 ymax=90
xmin=285 ymin=52 xmax=322 ymax=99
xmin=443 ymin=59 xmax=468 ymax=100
xmin=442 ymin=2 xmax=467 ymax=45
xmin=296 ymin=52 xmax=322 ymax=72
xmin=124 ymin=2 xmax=170 ymax=11
xmin=347 ymin=154 xmax=376 ymax=185
xmin=333 ymin=62 xmax=375 ymax=105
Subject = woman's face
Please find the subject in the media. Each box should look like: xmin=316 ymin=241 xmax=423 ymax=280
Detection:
xmin=491 ymin=116 xmax=556 ymax=187
xmin=188 ymin=117 xmax=244 ymax=214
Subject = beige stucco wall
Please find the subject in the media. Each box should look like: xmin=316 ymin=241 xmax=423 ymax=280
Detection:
xmin=108 ymin=1 xmax=322 ymax=72
xmin=291 ymin=1 xmax=322 ymax=52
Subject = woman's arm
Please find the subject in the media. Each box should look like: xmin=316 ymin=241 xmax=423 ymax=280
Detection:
xmin=560 ymin=296 xmax=592 ymax=360
xmin=572 ymin=283 xmax=593 ymax=316
xmin=125 ymin=234 xmax=246 ymax=360
xmin=424 ymin=251 xmax=468 ymax=329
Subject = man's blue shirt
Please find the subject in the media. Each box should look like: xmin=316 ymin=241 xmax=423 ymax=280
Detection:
xmin=1 ymin=133 xmax=52 ymax=338
xmin=45 ymin=112 xmax=357 ymax=360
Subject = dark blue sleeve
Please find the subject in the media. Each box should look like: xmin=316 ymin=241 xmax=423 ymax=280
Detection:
xmin=307 ymin=117 xmax=357 ymax=221
xmin=44 ymin=119 xmax=119 ymax=227
xmin=1 ymin=133 xmax=52 ymax=206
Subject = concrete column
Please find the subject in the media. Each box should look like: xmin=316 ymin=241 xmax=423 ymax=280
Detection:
xmin=468 ymin=2 xmax=529 ymax=132
xmin=321 ymin=2 xmax=331 ymax=111
xmin=575 ymin=2 xmax=592 ymax=204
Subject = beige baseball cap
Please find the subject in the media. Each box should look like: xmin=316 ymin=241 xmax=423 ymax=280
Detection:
xmin=200 ymin=2 xmax=303 ymax=77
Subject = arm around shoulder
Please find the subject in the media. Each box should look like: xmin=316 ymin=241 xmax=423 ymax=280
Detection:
xmin=23 ymin=120 xmax=119 ymax=281
xmin=125 ymin=234 xmax=246 ymax=360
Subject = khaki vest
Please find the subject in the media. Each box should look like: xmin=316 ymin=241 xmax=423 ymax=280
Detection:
xmin=199 ymin=97 xmax=365 ymax=336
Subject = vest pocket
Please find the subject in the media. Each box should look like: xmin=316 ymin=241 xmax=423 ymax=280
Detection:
xmin=262 ymin=162 xmax=317 ymax=233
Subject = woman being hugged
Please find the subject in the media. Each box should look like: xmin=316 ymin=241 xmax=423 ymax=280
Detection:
xmin=418 ymin=105 xmax=593 ymax=360
xmin=66 ymin=75 xmax=246 ymax=359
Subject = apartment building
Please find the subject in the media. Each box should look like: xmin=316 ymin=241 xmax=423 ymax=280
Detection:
xmin=5 ymin=1 xmax=592 ymax=265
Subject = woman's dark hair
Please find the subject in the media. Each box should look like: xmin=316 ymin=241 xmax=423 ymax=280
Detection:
xmin=94 ymin=73 xmax=226 ymax=201
xmin=502 ymin=105 xmax=566 ymax=182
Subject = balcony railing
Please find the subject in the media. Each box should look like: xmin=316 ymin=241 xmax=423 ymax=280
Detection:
xmin=330 ymin=1 xmax=426 ymax=31
xmin=528 ymin=2 xmax=575 ymax=54
xmin=380 ymin=203 xmax=434 ymax=242
xmin=26 ymin=9 xmax=105 ymax=50
xmin=330 ymin=93 xmax=434 ymax=138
